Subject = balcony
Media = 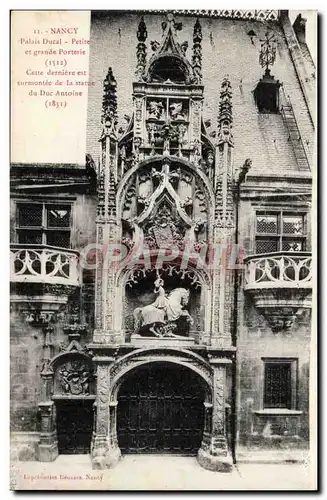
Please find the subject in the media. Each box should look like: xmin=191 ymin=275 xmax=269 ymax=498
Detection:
xmin=10 ymin=245 xmax=80 ymax=287
xmin=243 ymin=252 xmax=312 ymax=332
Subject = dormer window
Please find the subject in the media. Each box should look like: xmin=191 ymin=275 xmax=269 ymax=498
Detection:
xmin=254 ymin=70 xmax=281 ymax=114
xmin=148 ymin=55 xmax=189 ymax=84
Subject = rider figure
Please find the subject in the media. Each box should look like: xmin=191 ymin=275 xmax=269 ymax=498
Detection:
xmin=153 ymin=277 xmax=167 ymax=310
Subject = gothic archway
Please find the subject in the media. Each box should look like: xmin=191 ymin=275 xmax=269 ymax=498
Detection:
xmin=116 ymin=362 xmax=206 ymax=454
xmin=107 ymin=349 xmax=212 ymax=457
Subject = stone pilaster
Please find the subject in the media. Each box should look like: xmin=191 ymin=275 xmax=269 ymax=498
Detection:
xmin=198 ymin=359 xmax=233 ymax=472
xmin=91 ymin=358 xmax=121 ymax=469
xmin=190 ymin=97 xmax=203 ymax=166
xmin=94 ymin=66 xmax=120 ymax=345
xmin=37 ymin=326 xmax=58 ymax=462
xmin=211 ymin=76 xmax=235 ymax=348
xmin=37 ymin=401 xmax=58 ymax=462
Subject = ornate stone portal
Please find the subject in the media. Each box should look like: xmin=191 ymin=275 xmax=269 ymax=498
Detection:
xmin=91 ymin=13 xmax=236 ymax=472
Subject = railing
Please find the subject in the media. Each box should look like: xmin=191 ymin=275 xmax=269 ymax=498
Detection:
xmin=135 ymin=10 xmax=279 ymax=21
xmin=244 ymin=252 xmax=312 ymax=290
xmin=10 ymin=245 xmax=80 ymax=286
xmin=280 ymin=86 xmax=311 ymax=171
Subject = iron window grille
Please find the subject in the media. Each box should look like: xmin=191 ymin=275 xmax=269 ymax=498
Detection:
xmin=16 ymin=203 xmax=71 ymax=248
xmin=262 ymin=358 xmax=298 ymax=410
xmin=255 ymin=211 xmax=306 ymax=254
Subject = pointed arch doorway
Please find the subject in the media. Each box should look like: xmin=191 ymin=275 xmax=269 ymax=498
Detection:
xmin=117 ymin=362 xmax=206 ymax=454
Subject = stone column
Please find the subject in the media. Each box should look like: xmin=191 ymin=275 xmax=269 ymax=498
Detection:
xmin=91 ymin=358 xmax=121 ymax=469
xmin=198 ymin=359 xmax=233 ymax=472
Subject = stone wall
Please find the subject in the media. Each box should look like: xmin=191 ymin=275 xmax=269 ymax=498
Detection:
xmin=10 ymin=192 xmax=97 ymax=434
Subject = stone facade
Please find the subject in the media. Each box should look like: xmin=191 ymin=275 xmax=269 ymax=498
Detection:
xmin=10 ymin=10 xmax=314 ymax=470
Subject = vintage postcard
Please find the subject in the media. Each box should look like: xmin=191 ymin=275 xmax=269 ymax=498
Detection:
xmin=10 ymin=9 xmax=317 ymax=490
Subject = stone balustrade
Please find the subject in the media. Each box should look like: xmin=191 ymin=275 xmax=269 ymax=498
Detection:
xmin=244 ymin=252 xmax=312 ymax=290
xmin=10 ymin=245 xmax=80 ymax=287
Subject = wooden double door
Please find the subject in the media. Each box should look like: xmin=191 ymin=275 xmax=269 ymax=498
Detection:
xmin=56 ymin=400 xmax=93 ymax=454
xmin=117 ymin=363 xmax=205 ymax=454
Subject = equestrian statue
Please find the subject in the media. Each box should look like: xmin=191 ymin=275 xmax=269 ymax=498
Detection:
xmin=133 ymin=276 xmax=193 ymax=337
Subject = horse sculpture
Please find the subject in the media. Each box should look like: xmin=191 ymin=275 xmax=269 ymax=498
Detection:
xmin=133 ymin=284 xmax=193 ymax=338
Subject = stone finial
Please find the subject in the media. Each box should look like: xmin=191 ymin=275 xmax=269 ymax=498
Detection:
xmin=217 ymin=76 xmax=233 ymax=146
xmin=102 ymin=67 xmax=118 ymax=133
xmin=137 ymin=16 xmax=147 ymax=42
xmin=136 ymin=17 xmax=147 ymax=79
xmin=192 ymin=19 xmax=202 ymax=84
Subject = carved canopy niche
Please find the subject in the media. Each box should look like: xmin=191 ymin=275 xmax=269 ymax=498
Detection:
xmin=121 ymin=158 xmax=210 ymax=255
xmin=123 ymin=266 xmax=207 ymax=342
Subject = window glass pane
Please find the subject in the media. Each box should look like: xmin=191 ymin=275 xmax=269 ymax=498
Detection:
xmin=46 ymin=231 xmax=70 ymax=248
xmin=282 ymin=240 xmax=303 ymax=252
xmin=283 ymin=216 xmax=303 ymax=235
xmin=264 ymin=362 xmax=292 ymax=409
xmin=256 ymin=215 xmax=278 ymax=234
xmin=18 ymin=205 xmax=42 ymax=227
xmin=256 ymin=239 xmax=278 ymax=254
xmin=18 ymin=230 xmax=42 ymax=245
xmin=47 ymin=206 xmax=71 ymax=228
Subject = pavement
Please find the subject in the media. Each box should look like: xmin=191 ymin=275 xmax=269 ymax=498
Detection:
xmin=10 ymin=454 xmax=317 ymax=491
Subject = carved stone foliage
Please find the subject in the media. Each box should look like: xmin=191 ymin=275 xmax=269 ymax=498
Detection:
xmin=147 ymin=100 xmax=165 ymax=120
xmin=212 ymin=365 xmax=225 ymax=436
xmin=192 ymin=19 xmax=202 ymax=84
xmin=10 ymin=282 xmax=76 ymax=298
xmin=125 ymin=266 xmax=204 ymax=290
xmin=107 ymin=171 xmax=117 ymax=219
xmin=96 ymin=364 xmax=110 ymax=435
xmin=55 ymin=358 xmax=94 ymax=396
xmin=97 ymin=167 xmax=105 ymax=218
xmin=217 ymin=76 xmax=233 ymax=147
xmin=136 ymin=16 xmax=148 ymax=80
xmin=120 ymin=160 xmax=209 ymax=253
xmin=101 ymin=67 xmax=118 ymax=135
